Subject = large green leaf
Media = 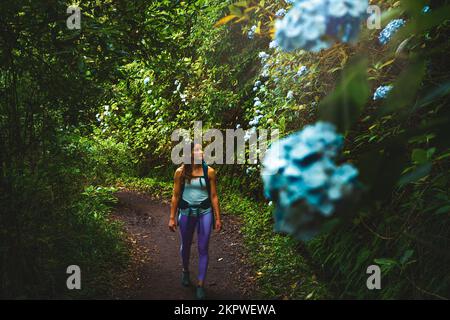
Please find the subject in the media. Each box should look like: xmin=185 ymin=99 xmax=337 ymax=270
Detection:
xmin=398 ymin=162 xmax=432 ymax=187
xmin=377 ymin=59 xmax=426 ymax=117
xmin=319 ymin=57 xmax=370 ymax=133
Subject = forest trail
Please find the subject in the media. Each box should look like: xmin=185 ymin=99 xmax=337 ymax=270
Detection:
xmin=111 ymin=189 xmax=259 ymax=300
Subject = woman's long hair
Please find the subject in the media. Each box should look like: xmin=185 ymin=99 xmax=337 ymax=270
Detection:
xmin=182 ymin=142 xmax=196 ymax=184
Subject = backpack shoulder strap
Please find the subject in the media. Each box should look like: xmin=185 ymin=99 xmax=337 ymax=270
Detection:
xmin=202 ymin=159 xmax=215 ymax=230
xmin=180 ymin=177 xmax=185 ymax=196
xmin=202 ymin=160 xmax=211 ymax=199
xmin=178 ymin=168 xmax=185 ymax=210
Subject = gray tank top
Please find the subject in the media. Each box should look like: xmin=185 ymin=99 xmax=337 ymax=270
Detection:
xmin=179 ymin=176 xmax=211 ymax=216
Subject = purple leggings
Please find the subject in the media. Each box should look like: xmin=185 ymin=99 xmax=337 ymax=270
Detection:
xmin=178 ymin=209 xmax=213 ymax=282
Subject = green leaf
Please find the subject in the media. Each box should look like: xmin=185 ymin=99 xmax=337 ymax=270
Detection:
xmin=228 ymin=5 xmax=243 ymax=17
xmin=357 ymin=140 xmax=409 ymax=202
xmin=400 ymin=249 xmax=414 ymax=265
xmin=413 ymin=81 xmax=450 ymax=111
xmin=214 ymin=15 xmax=238 ymax=27
xmin=374 ymin=258 xmax=398 ymax=273
xmin=377 ymin=59 xmax=426 ymax=117
xmin=319 ymin=56 xmax=369 ymax=132
xmin=374 ymin=258 xmax=398 ymax=266
xmin=435 ymin=205 xmax=450 ymax=215
xmin=398 ymin=162 xmax=432 ymax=187
xmin=412 ymin=148 xmax=428 ymax=164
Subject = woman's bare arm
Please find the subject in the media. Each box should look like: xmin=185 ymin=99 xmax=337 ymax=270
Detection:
xmin=208 ymin=167 xmax=222 ymax=229
xmin=169 ymin=167 xmax=183 ymax=231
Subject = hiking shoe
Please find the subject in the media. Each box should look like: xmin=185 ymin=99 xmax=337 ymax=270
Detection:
xmin=181 ymin=271 xmax=191 ymax=287
xmin=196 ymin=286 xmax=206 ymax=300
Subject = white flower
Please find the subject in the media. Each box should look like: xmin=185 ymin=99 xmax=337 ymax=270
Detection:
xmin=287 ymin=90 xmax=294 ymax=99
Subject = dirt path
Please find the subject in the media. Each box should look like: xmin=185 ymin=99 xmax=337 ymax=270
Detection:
xmin=111 ymin=189 xmax=260 ymax=300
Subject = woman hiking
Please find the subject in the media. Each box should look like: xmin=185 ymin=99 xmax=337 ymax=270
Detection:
xmin=168 ymin=142 xmax=222 ymax=300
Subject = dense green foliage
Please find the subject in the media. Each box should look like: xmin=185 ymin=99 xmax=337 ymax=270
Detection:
xmin=0 ymin=0 xmax=206 ymax=298
xmin=1 ymin=0 xmax=449 ymax=299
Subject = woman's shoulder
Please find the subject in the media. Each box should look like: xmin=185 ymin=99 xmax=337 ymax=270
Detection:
xmin=175 ymin=166 xmax=184 ymax=177
xmin=207 ymin=166 xmax=216 ymax=178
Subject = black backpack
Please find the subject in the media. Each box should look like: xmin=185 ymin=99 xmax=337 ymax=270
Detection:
xmin=178 ymin=159 xmax=215 ymax=229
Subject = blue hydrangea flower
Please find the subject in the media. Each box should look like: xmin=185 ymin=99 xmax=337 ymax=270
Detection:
xmin=173 ymin=79 xmax=181 ymax=93
xmin=422 ymin=5 xmax=430 ymax=13
xmin=254 ymin=100 xmax=262 ymax=107
xmin=261 ymin=67 xmax=270 ymax=78
xmin=254 ymin=80 xmax=262 ymax=87
xmin=143 ymin=77 xmax=150 ymax=85
xmin=261 ymin=121 xmax=359 ymax=219
xmin=258 ymin=51 xmax=270 ymax=63
xmin=248 ymin=25 xmax=257 ymax=39
xmin=276 ymin=8 xmax=287 ymax=17
xmin=244 ymin=127 xmax=257 ymax=141
xmin=275 ymin=0 xmax=368 ymax=52
xmin=373 ymin=85 xmax=393 ymax=100
xmin=287 ymin=90 xmax=294 ymax=99
xmin=246 ymin=167 xmax=257 ymax=175
xmin=286 ymin=0 xmax=295 ymax=4
xmin=249 ymin=114 xmax=263 ymax=126
xmin=378 ymin=19 xmax=406 ymax=45
xmin=269 ymin=40 xmax=279 ymax=49
xmin=296 ymin=65 xmax=308 ymax=77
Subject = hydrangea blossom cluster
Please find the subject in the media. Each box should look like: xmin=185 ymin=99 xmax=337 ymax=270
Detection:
xmin=180 ymin=93 xmax=187 ymax=104
xmin=173 ymin=80 xmax=188 ymax=104
xmin=286 ymin=90 xmax=294 ymax=100
xmin=275 ymin=0 xmax=369 ymax=52
xmin=275 ymin=8 xmax=287 ymax=17
xmin=296 ymin=65 xmax=308 ymax=77
xmin=246 ymin=166 xmax=257 ymax=175
xmin=261 ymin=66 xmax=270 ymax=78
xmin=143 ymin=77 xmax=150 ymax=85
xmin=422 ymin=5 xmax=430 ymax=13
xmin=373 ymin=85 xmax=393 ymax=100
xmin=244 ymin=127 xmax=257 ymax=141
xmin=249 ymin=114 xmax=263 ymax=126
xmin=248 ymin=25 xmax=257 ymax=39
xmin=258 ymin=51 xmax=270 ymax=63
xmin=261 ymin=121 xmax=359 ymax=217
xmin=253 ymin=80 xmax=263 ymax=92
xmin=378 ymin=19 xmax=406 ymax=45
xmin=96 ymin=105 xmax=113 ymax=131
xmin=269 ymin=40 xmax=279 ymax=50
xmin=173 ymin=79 xmax=181 ymax=93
